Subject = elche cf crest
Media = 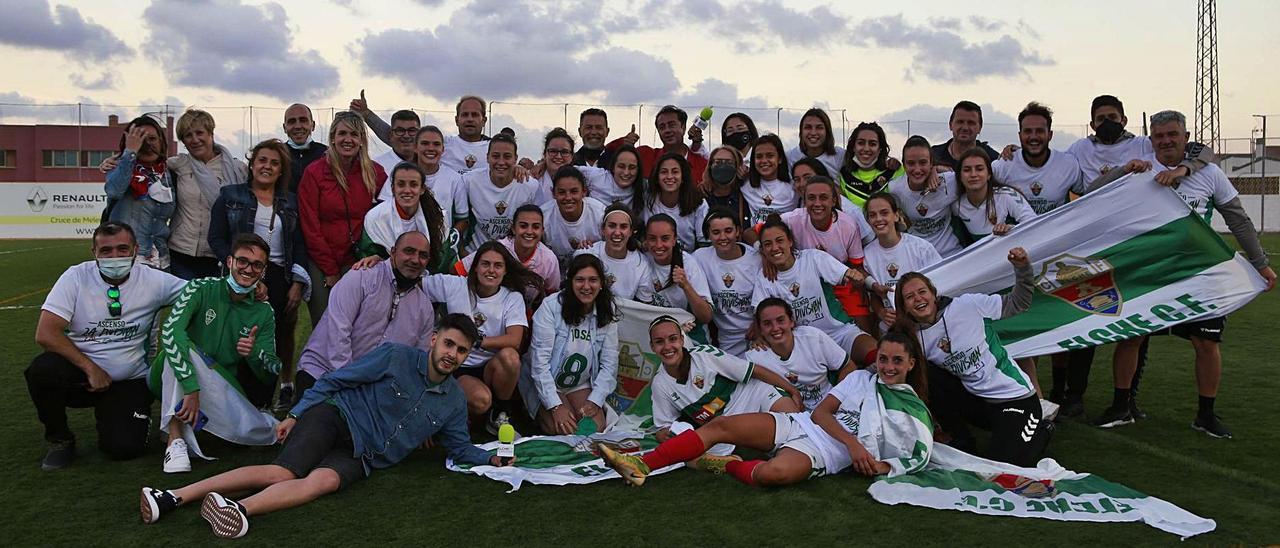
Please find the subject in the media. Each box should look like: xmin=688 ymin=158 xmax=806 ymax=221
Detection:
xmin=722 ymin=272 xmax=735 ymax=288
xmin=693 ymin=375 xmax=705 ymax=389
xmin=1035 ymin=254 xmax=1123 ymax=316
xmin=916 ymin=202 xmax=929 ymax=216
xmin=786 ymin=371 xmax=799 ymax=384
xmin=495 ymin=200 xmax=507 ymax=215
xmin=887 ymin=262 xmax=899 ymax=278
xmin=763 ymin=193 xmax=774 ymax=206
xmin=465 ymin=154 xmax=477 ymax=168
xmin=789 ymin=282 xmax=801 ymax=297
xmin=1030 ymin=181 xmax=1043 ymax=196
xmin=605 ymin=273 xmax=616 ymax=287
xmin=472 ymin=310 xmax=487 ymax=327
xmin=938 ymin=337 xmax=951 ymax=354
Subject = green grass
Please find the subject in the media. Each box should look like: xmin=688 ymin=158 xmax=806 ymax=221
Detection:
xmin=2 ymin=237 xmax=1278 ymax=546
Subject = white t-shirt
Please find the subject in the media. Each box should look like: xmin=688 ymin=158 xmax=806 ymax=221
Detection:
xmin=575 ymin=242 xmax=652 ymax=302
xmin=536 ymin=164 xmax=615 ymax=206
xmin=650 ymin=345 xmax=765 ymax=428
xmin=642 ymin=198 xmax=710 ymax=252
xmin=377 ymin=168 xmax=468 ymax=227
xmin=888 ymin=173 xmax=963 ymax=257
xmin=740 ymin=179 xmax=797 ymax=225
xmin=746 ymin=325 xmax=847 ymax=411
xmin=785 ymin=145 xmax=846 ymax=179
xmin=541 ymin=196 xmax=606 ymax=273
xmin=642 ymin=251 xmax=712 ymax=314
xmin=863 ymin=233 xmax=943 ymax=294
xmin=589 ymin=173 xmax=638 ymax=208
xmin=373 ymin=149 xmax=414 ymax=182
xmin=422 ymin=274 xmax=528 ymax=368
xmin=1066 ymin=135 xmax=1153 ymax=182
xmin=442 ymin=135 xmax=491 ymax=175
xmin=252 ymin=203 xmax=285 ymax=265
xmin=992 ymin=150 xmax=1086 ymax=214
xmin=793 ymin=369 xmax=892 ymax=474
xmin=1143 ymin=152 xmax=1239 ymax=222
xmin=41 ymin=261 xmax=187 ymax=380
xmin=951 ymin=187 xmax=1037 ymax=242
xmin=464 ymin=169 xmax=539 ymax=253
xmin=918 ymin=293 xmax=1034 ymax=401
xmin=693 ymin=244 xmax=762 ymax=357
xmin=750 ymin=249 xmax=850 ymax=333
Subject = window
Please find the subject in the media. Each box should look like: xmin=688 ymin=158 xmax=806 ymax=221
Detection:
xmin=0 ymin=150 xmax=14 ymax=168
xmin=83 ymin=150 xmax=114 ymax=167
xmin=42 ymin=150 xmax=80 ymax=168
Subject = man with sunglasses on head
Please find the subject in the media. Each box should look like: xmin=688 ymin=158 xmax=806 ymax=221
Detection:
xmin=27 ymin=222 xmax=188 ymax=470
xmin=152 ymin=233 xmax=282 ymax=473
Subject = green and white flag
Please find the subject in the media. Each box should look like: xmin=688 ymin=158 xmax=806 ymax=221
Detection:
xmin=869 ymin=444 xmax=1216 ymax=538
xmin=921 ymin=172 xmax=1267 ymax=358
xmin=447 ymin=431 xmax=682 ymax=491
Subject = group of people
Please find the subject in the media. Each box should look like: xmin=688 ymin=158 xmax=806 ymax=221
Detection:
xmin=23 ymin=91 xmax=1273 ymax=539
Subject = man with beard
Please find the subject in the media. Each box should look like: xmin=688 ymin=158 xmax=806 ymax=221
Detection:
xmin=352 ymin=91 xmax=491 ymax=175
xmin=295 ymin=231 xmax=441 ymax=393
xmin=606 ymin=105 xmax=709 ymax=184
xmin=282 ymin=104 xmax=328 ymax=194
xmin=140 ymin=314 xmax=506 ymax=539
xmin=931 ymin=101 xmax=1001 ymax=170
xmin=574 ymin=108 xmax=611 ymax=167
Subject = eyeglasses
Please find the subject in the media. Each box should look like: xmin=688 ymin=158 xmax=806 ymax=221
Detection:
xmin=391 ymin=127 xmax=420 ymax=137
xmin=107 ymin=286 xmax=122 ymax=317
xmin=233 ymin=256 xmax=268 ymax=273
xmin=545 ymin=148 xmax=573 ymax=157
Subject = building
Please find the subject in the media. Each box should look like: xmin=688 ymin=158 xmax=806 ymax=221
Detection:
xmin=0 ymin=114 xmax=176 ymax=183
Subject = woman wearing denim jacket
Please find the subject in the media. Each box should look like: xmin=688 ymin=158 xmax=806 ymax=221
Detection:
xmin=520 ymin=254 xmax=619 ymax=435
xmin=209 ymin=139 xmax=311 ymax=406
xmin=104 ymin=115 xmax=175 ymax=269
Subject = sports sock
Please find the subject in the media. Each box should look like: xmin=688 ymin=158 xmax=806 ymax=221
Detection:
xmin=1111 ymin=387 xmax=1131 ymax=409
xmin=641 ymin=430 xmax=706 ymax=470
xmin=725 ymin=459 xmax=763 ymax=486
xmin=1198 ymin=395 xmax=1215 ymax=417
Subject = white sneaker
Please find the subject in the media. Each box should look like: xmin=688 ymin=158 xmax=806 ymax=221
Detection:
xmin=1040 ymin=399 xmax=1061 ymax=422
xmin=163 ymin=439 xmax=191 ymax=473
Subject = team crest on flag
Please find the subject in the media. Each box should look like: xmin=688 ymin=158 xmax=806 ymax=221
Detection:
xmin=722 ymin=272 xmax=735 ymax=288
xmin=1035 ymin=254 xmax=1123 ymax=316
xmin=1030 ymin=182 xmax=1043 ymax=196
xmin=495 ymin=200 xmax=508 ymax=215
xmin=789 ymin=282 xmax=801 ymax=297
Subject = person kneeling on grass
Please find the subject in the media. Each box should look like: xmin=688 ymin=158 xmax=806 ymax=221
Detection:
xmin=599 ymin=330 xmax=933 ymax=487
xmin=141 ymin=314 xmax=510 ymax=539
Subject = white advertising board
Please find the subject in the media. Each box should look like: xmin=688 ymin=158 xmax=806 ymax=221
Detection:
xmin=0 ymin=183 xmax=108 ymax=238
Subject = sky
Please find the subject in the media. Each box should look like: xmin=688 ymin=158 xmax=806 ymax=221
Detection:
xmin=1 ymin=0 xmax=1277 ymax=158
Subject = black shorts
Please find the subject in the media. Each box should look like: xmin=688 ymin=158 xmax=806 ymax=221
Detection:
xmin=452 ymin=365 xmax=485 ymax=380
xmin=273 ymin=403 xmax=365 ymax=489
xmin=1153 ymin=316 xmax=1226 ymax=343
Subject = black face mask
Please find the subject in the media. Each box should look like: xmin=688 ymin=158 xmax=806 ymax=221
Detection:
xmin=1094 ymin=119 xmax=1125 ymax=144
xmin=724 ymin=132 xmax=752 ymax=150
xmin=710 ymin=163 xmax=738 ymax=186
xmin=392 ymin=265 xmax=420 ymax=291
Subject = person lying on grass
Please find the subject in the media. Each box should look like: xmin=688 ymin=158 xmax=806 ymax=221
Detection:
xmin=140 ymin=314 xmax=511 ymax=539
xmin=599 ymin=330 xmax=933 ymax=487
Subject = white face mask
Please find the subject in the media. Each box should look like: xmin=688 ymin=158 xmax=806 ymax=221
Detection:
xmin=225 ymin=274 xmax=259 ymax=295
xmin=96 ymin=256 xmax=134 ymax=279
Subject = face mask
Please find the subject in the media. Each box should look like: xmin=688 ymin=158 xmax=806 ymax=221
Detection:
xmin=853 ymin=156 xmax=877 ymax=170
xmin=724 ymin=132 xmax=752 ymax=150
xmin=97 ymin=256 xmax=134 ymax=280
xmin=286 ymin=137 xmax=314 ymax=150
xmin=710 ymin=163 xmax=738 ymax=186
xmin=1094 ymin=119 xmax=1124 ymax=144
xmin=226 ymin=273 xmax=259 ymax=295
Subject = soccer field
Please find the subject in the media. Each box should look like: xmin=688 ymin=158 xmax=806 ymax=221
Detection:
xmin=2 ymin=238 xmax=1277 ymax=546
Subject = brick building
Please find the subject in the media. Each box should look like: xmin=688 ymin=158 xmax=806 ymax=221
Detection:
xmin=0 ymin=114 xmax=176 ymax=183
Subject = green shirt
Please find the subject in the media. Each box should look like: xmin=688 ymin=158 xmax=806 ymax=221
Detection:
xmin=155 ymin=277 xmax=280 ymax=394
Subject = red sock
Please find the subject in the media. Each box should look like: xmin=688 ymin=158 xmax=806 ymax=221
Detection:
xmin=725 ymin=459 xmax=763 ymax=486
xmin=864 ymin=348 xmax=879 ymax=368
xmin=641 ymin=430 xmax=706 ymax=470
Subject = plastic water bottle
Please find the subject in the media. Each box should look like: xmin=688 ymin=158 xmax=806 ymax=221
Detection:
xmin=497 ymin=423 xmax=516 ymax=466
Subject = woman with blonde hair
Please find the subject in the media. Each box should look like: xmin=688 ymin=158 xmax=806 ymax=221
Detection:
xmin=298 ymin=111 xmax=387 ymax=324
xmin=168 ymin=109 xmax=248 ymax=279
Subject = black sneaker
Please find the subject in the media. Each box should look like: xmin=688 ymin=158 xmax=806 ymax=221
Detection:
xmin=1129 ymin=399 xmax=1148 ymax=420
xmin=41 ymin=439 xmax=76 ymax=471
xmin=140 ymin=487 xmax=179 ymax=524
xmin=1092 ymin=404 xmax=1134 ymax=428
xmin=1192 ymin=414 xmax=1232 ymax=439
xmin=200 ymin=492 xmax=249 ymax=539
xmin=1058 ymin=398 xmax=1085 ymax=419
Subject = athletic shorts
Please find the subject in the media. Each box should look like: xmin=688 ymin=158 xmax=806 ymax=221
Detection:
xmin=770 ymin=412 xmax=831 ymax=479
xmin=827 ymin=322 xmax=870 ymax=354
xmin=273 ymin=404 xmax=365 ymax=489
xmin=723 ymin=380 xmax=785 ymax=417
xmin=1153 ymin=316 xmax=1226 ymax=343
xmin=452 ymin=365 xmax=486 ymax=380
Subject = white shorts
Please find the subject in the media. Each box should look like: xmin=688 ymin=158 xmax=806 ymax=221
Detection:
xmin=770 ymin=412 xmax=830 ymax=478
xmin=827 ymin=322 xmax=869 ymax=353
xmin=724 ymin=379 xmax=785 ymax=418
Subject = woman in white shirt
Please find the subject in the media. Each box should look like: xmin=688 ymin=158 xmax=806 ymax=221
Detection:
xmin=641 ymin=153 xmax=709 ymax=252
xmin=741 ymin=134 xmax=796 ymax=225
xmin=692 ymin=209 xmax=760 ymax=357
xmin=522 ymin=254 xmax=619 ymax=434
xmin=861 ymin=191 xmax=942 ymax=335
xmin=534 ymin=128 xmax=614 ymax=205
xmin=951 ymin=148 xmax=1036 ymax=246
xmin=888 ymin=136 xmax=963 ymax=257
xmin=746 ymin=297 xmax=856 ymax=411
xmin=541 ymin=165 xmax=606 ymax=274
xmin=575 ymin=203 xmax=650 ymax=302
xmin=595 ymin=144 xmax=647 ymax=214
xmin=641 ymin=214 xmax=714 ymax=329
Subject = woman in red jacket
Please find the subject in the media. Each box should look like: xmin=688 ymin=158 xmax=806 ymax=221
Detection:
xmin=298 ymin=111 xmax=386 ymax=325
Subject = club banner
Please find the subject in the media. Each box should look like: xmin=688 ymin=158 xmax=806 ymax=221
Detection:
xmin=604 ymin=299 xmax=694 ymax=431
xmin=869 ymin=444 xmax=1216 ymax=538
xmin=446 ymin=431 xmax=682 ymax=491
xmin=921 ymin=172 xmax=1267 ymax=358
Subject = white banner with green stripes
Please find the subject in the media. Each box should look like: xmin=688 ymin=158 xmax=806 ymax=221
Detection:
xmin=921 ymin=172 xmax=1267 ymax=359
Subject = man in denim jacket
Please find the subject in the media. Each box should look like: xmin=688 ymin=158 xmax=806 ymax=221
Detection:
xmin=140 ymin=313 xmax=507 ymax=539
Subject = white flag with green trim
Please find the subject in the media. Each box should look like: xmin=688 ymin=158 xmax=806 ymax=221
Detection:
xmin=921 ymin=173 xmax=1267 ymax=358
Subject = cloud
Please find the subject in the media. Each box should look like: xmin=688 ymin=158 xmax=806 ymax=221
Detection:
xmin=0 ymin=0 xmax=132 ymax=61
xmin=70 ymin=72 xmax=117 ymax=91
xmin=853 ymin=14 xmax=1053 ymax=83
xmin=142 ymin=0 xmax=340 ymax=102
xmin=356 ymin=0 xmax=677 ymax=103
xmin=641 ymin=0 xmax=849 ymax=52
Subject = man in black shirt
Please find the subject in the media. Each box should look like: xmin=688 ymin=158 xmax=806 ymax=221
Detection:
xmin=931 ymin=100 xmax=1000 ymax=169
xmin=283 ymin=104 xmax=328 ymax=194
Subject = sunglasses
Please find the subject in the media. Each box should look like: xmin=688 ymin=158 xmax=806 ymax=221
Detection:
xmin=107 ymin=286 xmax=122 ymax=317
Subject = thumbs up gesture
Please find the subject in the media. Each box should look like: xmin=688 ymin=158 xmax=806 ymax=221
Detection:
xmin=349 ymin=89 xmax=370 ymax=116
xmin=623 ymin=124 xmax=639 ymax=146
xmin=237 ymin=325 xmax=259 ymax=357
